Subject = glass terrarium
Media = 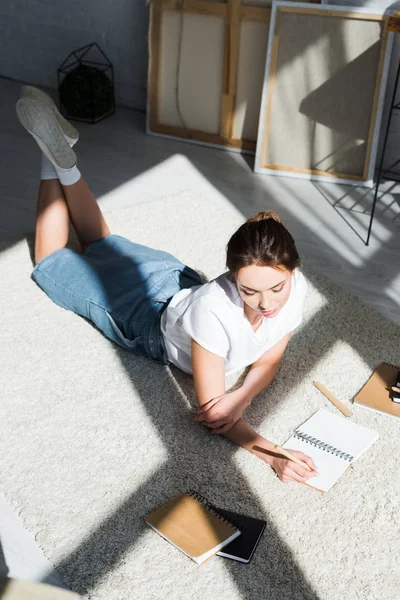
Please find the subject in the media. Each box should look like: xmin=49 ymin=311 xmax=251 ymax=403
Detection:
xmin=58 ymin=42 xmax=115 ymax=124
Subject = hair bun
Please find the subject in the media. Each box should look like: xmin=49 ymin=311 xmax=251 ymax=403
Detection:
xmin=245 ymin=211 xmax=281 ymax=224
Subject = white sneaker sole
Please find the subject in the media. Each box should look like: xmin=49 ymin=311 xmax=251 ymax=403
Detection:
xmin=16 ymin=97 xmax=76 ymax=170
xmin=21 ymin=85 xmax=79 ymax=146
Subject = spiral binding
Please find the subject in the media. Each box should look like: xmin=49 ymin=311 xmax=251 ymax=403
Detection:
xmin=293 ymin=431 xmax=354 ymax=462
xmin=187 ymin=490 xmax=239 ymax=531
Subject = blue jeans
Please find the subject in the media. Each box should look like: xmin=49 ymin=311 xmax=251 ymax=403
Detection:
xmin=32 ymin=235 xmax=204 ymax=363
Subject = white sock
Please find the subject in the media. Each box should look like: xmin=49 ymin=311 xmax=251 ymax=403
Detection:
xmin=55 ymin=164 xmax=81 ymax=186
xmin=41 ymin=154 xmax=58 ymax=180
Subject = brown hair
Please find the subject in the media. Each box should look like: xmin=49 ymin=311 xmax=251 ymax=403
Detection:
xmin=226 ymin=211 xmax=300 ymax=278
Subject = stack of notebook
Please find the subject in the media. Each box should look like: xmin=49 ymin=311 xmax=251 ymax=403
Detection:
xmin=145 ymin=491 xmax=266 ymax=564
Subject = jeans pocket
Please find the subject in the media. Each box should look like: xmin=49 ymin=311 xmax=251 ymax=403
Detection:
xmin=106 ymin=312 xmax=145 ymax=353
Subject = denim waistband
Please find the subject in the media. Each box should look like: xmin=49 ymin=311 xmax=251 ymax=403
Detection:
xmin=143 ymin=302 xmax=169 ymax=365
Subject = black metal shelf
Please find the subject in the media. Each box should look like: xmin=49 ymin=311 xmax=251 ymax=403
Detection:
xmin=367 ymin=57 xmax=400 ymax=245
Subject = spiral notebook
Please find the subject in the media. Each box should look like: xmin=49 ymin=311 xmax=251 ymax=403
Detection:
xmin=283 ymin=408 xmax=379 ymax=492
xmin=145 ymin=491 xmax=241 ymax=564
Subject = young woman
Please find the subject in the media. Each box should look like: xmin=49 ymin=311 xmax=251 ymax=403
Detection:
xmin=16 ymin=88 xmax=317 ymax=484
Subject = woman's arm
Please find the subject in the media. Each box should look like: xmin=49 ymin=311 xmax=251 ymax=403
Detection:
xmin=191 ymin=339 xmax=317 ymax=482
xmin=222 ymin=418 xmax=316 ymax=482
xmin=194 ymin=333 xmax=291 ymax=433
xmin=191 ymin=339 xmax=248 ymax=430
xmin=238 ymin=333 xmax=291 ymax=407
xmin=190 ymin=338 xmax=226 ymax=407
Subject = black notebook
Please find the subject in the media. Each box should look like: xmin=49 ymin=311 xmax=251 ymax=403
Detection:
xmin=214 ymin=508 xmax=266 ymax=563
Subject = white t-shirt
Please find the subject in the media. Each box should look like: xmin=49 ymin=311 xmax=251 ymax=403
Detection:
xmin=160 ymin=269 xmax=307 ymax=375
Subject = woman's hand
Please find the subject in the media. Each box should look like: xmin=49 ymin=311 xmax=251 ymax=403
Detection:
xmin=270 ymin=450 xmax=318 ymax=483
xmin=193 ymin=389 xmax=247 ymax=434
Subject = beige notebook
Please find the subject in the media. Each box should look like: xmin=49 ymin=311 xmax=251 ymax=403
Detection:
xmin=354 ymin=363 xmax=400 ymax=420
xmin=145 ymin=491 xmax=241 ymax=564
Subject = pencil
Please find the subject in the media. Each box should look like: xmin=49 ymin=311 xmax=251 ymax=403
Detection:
xmin=273 ymin=444 xmax=313 ymax=472
xmin=313 ymin=381 xmax=352 ymax=417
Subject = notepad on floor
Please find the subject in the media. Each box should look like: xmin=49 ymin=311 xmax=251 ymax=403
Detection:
xmin=145 ymin=491 xmax=241 ymax=564
xmin=354 ymin=362 xmax=400 ymax=420
xmin=215 ymin=508 xmax=266 ymax=563
xmin=283 ymin=408 xmax=379 ymax=493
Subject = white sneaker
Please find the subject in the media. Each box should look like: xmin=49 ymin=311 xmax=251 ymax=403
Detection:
xmin=20 ymin=85 xmax=79 ymax=147
xmin=16 ymin=97 xmax=77 ymax=170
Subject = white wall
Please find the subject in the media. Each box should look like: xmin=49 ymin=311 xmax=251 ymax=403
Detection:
xmin=0 ymin=0 xmax=149 ymax=110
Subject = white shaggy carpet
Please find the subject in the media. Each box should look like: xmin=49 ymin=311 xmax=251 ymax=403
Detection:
xmin=1 ymin=192 xmax=399 ymax=600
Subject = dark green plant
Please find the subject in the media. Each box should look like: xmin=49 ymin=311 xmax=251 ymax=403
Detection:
xmin=60 ymin=64 xmax=114 ymax=120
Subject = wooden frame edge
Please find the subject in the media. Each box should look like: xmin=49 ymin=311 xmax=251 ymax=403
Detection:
xmin=260 ymin=8 xmax=280 ymax=170
xmin=263 ymin=164 xmax=364 ymax=181
xmin=279 ymin=5 xmax=388 ymax=21
xmin=152 ymin=0 xmax=227 ymax=18
xmin=148 ymin=3 xmax=163 ymax=132
xmin=363 ymin=17 xmax=390 ymax=180
xmin=220 ymin=0 xmax=241 ymax=140
xmin=240 ymin=6 xmax=270 ymax=22
xmin=151 ymin=122 xmax=256 ymax=151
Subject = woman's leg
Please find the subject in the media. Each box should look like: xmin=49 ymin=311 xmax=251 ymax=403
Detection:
xmin=17 ymin=94 xmax=110 ymax=256
xmin=60 ymin=174 xmax=110 ymax=252
xmin=34 ymin=167 xmax=110 ymax=262
xmin=35 ymin=177 xmax=70 ymax=264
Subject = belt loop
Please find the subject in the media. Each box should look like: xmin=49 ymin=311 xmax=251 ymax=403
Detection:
xmin=145 ymin=303 xmax=169 ymax=364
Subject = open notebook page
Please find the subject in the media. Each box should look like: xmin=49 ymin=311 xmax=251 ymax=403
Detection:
xmin=283 ymin=408 xmax=379 ymax=492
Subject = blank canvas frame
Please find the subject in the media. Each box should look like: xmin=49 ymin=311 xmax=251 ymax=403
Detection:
xmin=147 ymin=0 xmax=272 ymax=152
xmin=255 ymin=3 xmax=394 ymax=185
